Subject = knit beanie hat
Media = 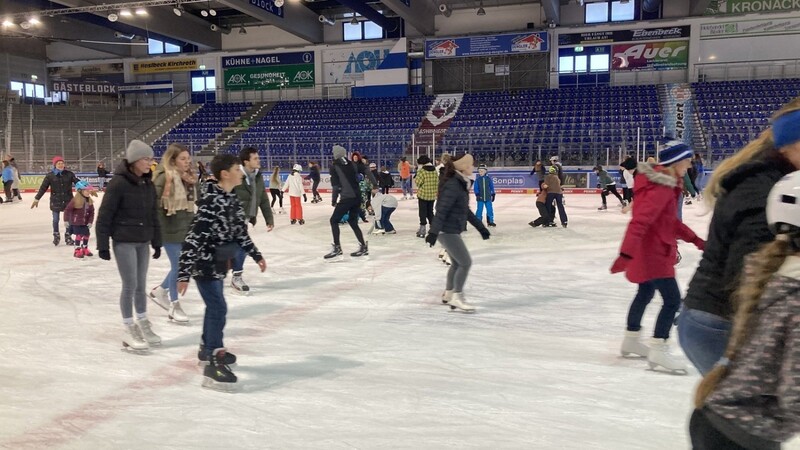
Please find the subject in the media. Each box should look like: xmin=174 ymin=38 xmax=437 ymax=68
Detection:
xmin=478 ymin=164 xmax=487 ymax=172
xmin=658 ymin=140 xmax=693 ymax=166
xmin=333 ymin=145 xmax=347 ymax=160
xmin=52 ymin=156 xmax=64 ymax=166
xmin=126 ymin=140 xmax=154 ymax=163
xmin=417 ymin=155 xmax=431 ymax=165
xmin=452 ymin=154 xmax=474 ymax=172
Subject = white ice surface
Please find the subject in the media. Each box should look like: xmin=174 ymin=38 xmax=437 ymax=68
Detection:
xmin=1 ymin=192 xmax=797 ymax=450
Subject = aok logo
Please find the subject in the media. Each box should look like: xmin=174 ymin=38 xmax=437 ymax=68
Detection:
xmin=228 ymin=74 xmax=247 ymax=84
xmin=293 ymin=70 xmax=313 ymax=82
xmin=344 ymin=49 xmax=390 ymax=74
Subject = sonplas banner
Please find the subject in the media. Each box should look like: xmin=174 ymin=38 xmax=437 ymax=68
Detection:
xmin=611 ymin=41 xmax=688 ymax=71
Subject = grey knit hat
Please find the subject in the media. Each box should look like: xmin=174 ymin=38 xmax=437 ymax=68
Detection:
xmin=332 ymin=145 xmax=347 ymax=160
xmin=126 ymin=140 xmax=154 ymax=163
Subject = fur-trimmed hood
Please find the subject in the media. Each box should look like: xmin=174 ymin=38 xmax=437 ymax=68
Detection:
xmin=637 ymin=162 xmax=677 ymax=188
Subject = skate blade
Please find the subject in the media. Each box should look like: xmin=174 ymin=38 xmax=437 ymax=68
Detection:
xmin=646 ymin=362 xmax=688 ymax=375
xmin=230 ymin=290 xmax=251 ymax=296
xmin=169 ymin=318 xmax=191 ymax=326
xmin=121 ymin=343 xmax=150 ymax=354
xmin=201 ymin=377 xmax=238 ymax=392
xmin=197 ymin=360 xmax=238 ymax=368
xmin=449 ymin=305 xmax=476 ymax=313
xmin=620 ymin=353 xmax=648 ymax=359
xmin=148 ymin=296 xmax=170 ymax=311
xmin=325 ymin=255 xmax=345 ymax=262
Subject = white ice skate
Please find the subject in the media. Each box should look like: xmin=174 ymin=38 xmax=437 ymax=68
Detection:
xmin=136 ymin=319 xmax=162 ymax=346
xmin=448 ymin=292 xmax=475 ymax=313
xmin=620 ymin=330 xmax=649 ymax=358
xmin=168 ymin=301 xmax=189 ymax=324
xmin=149 ymin=286 xmax=170 ymax=310
xmin=441 ymin=290 xmax=453 ymax=304
xmin=372 ymin=227 xmax=385 ymax=235
xmin=647 ymin=338 xmax=688 ymax=375
xmin=122 ymin=323 xmax=149 ymax=352
xmin=230 ymin=273 xmax=250 ymax=296
xmin=279 ymin=207 xmax=286 ymax=215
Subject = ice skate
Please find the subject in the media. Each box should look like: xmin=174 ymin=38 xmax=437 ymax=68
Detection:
xmin=149 ymin=286 xmax=171 ymax=310
xmin=487 ymin=222 xmax=496 ymax=227
xmin=350 ymin=242 xmax=368 ymax=257
xmin=443 ymin=252 xmax=452 ymax=266
xmin=620 ymin=331 xmax=649 ymax=358
xmin=53 ymin=232 xmax=60 ymax=246
xmin=598 ymin=205 xmax=608 ymax=211
xmin=122 ymin=323 xmax=149 ymax=352
xmin=441 ymin=290 xmax=453 ymax=304
xmin=622 ymin=200 xmax=629 ymax=207
xmin=372 ymin=227 xmax=385 ymax=235
xmin=299 ymin=219 xmax=305 ymax=225
xmin=415 ymin=225 xmax=426 ymax=238
xmin=448 ymin=292 xmax=475 ymax=313
xmin=385 ymin=230 xmax=396 ymax=234
xmin=198 ymin=345 xmax=236 ymax=366
xmin=73 ymin=248 xmax=84 ymax=259
xmin=64 ymin=233 xmax=74 ymax=246
xmin=169 ymin=301 xmax=189 ymax=324
xmin=136 ymin=318 xmax=162 ymax=346
xmin=202 ymin=348 xmax=238 ymax=392
xmin=82 ymin=247 xmax=93 ymax=257
xmin=291 ymin=219 xmax=296 ymax=224
xmin=647 ymin=338 xmax=688 ymax=375
xmin=279 ymin=207 xmax=286 ymax=214
xmin=230 ymin=272 xmax=250 ymax=295
xmin=562 ymin=222 xmax=568 ymax=228
xmin=324 ymin=244 xmax=344 ymax=261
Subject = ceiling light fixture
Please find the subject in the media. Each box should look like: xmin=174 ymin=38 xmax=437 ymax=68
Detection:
xmin=173 ymin=6 xmax=182 ymax=15
xmin=20 ymin=21 xmax=31 ymax=29
xmin=29 ymin=17 xmax=40 ymax=25
xmin=209 ymin=8 xmax=217 ymax=16
xmin=350 ymin=15 xmax=359 ymax=25
xmin=135 ymin=8 xmax=148 ymax=15
xmin=239 ymin=25 xmax=246 ymax=34
xmin=2 ymin=19 xmax=15 ymax=27
xmin=200 ymin=9 xmax=208 ymax=16
xmin=108 ymin=12 xmax=119 ymax=21
xmin=476 ymin=1 xmax=486 ymax=16
xmin=274 ymin=0 xmax=285 ymax=7
xmin=120 ymin=9 xmax=132 ymax=16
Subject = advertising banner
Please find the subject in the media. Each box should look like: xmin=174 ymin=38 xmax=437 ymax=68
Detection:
xmin=322 ymin=45 xmax=393 ymax=84
xmin=559 ymin=26 xmax=690 ymax=46
xmin=118 ymin=81 xmax=174 ymax=93
xmin=132 ymin=58 xmax=198 ymax=74
xmin=222 ymin=51 xmax=313 ymax=68
xmin=425 ymin=32 xmax=549 ymax=59
xmin=704 ymin=0 xmax=800 ymax=15
xmin=611 ymin=41 xmax=688 ymax=71
xmin=48 ymin=63 xmax=124 ymax=78
xmin=700 ymin=17 xmax=800 ymax=38
xmin=224 ymin=64 xmax=314 ymax=90
xmin=664 ymin=83 xmax=697 ymax=146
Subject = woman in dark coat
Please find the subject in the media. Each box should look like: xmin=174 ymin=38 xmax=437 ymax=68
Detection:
xmin=32 ymin=156 xmax=79 ymax=246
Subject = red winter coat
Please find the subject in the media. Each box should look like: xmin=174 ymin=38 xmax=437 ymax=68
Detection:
xmin=615 ymin=163 xmax=703 ymax=284
xmin=63 ymin=198 xmax=95 ymax=226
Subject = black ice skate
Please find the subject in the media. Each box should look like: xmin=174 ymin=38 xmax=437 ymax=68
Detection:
xmin=52 ymin=232 xmax=60 ymax=246
xmin=198 ymin=345 xmax=237 ymax=366
xmin=299 ymin=219 xmax=305 ymax=225
xmin=487 ymin=222 xmax=496 ymax=227
xmin=64 ymin=233 xmax=74 ymax=246
xmin=350 ymin=243 xmax=368 ymax=257
xmin=415 ymin=225 xmax=426 ymax=238
xmin=202 ymin=348 xmax=238 ymax=392
xmin=324 ymin=244 xmax=343 ymax=261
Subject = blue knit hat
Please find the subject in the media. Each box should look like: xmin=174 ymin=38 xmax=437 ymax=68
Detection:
xmin=659 ymin=140 xmax=693 ymax=166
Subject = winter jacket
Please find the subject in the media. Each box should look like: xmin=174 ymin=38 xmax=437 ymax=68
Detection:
xmin=474 ymin=173 xmax=495 ymax=202
xmin=153 ymin=165 xmax=197 ymax=244
xmin=543 ymin=174 xmax=562 ymax=194
xmin=234 ymin=168 xmax=274 ymax=227
xmin=372 ymin=192 xmax=398 ymax=221
xmin=97 ymin=167 xmax=109 ymax=178
xmin=597 ymin=169 xmax=615 ymax=186
xmin=378 ymin=171 xmax=394 ymax=188
xmin=414 ymin=164 xmax=439 ymax=201
xmin=306 ymin=165 xmax=321 ymax=182
xmin=702 ymin=255 xmax=800 ymax=448
xmin=623 ymin=170 xmax=635 ymax=189
xmin=330 ymin=158 xmax=377 ymax=202
xmin=96 ymin=161 xmax=162 ymax=252
xmin=2 ymin=166 xmax=13 ymax=183
xmin=34 ymin=169 xmax=79 ymax=212
xmin=63 ymin=198 xmax=95 ymax=226
xmin=399 ymin=161 xmax=411 ymax=179
xmin=283 ymin=172 xmax=306 ymax=197
xmin=616 ymin=163 xmax=702 ymax=284
xmin=683 ymin=172 xmax=697 ymax=196
xmin=430 ymin=172 xmax=487 ymax=236
xmin=178 ymin=181 xmax=262 ymax=281
xmin=684 ymin=154 xmax=796 ymax=319
xmin=11 ymin=166 xmax=20 ymax=189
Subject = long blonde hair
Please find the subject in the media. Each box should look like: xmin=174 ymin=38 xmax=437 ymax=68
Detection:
xmin=704 ymin=97 xmax=800 ymax=206
xmin=163 ymin=144 xmax=192 ymax=174
xmin=695 ymin=235 xmax=795 ymax=408
xmin=270 ymin=166 xmax=280 ymax=184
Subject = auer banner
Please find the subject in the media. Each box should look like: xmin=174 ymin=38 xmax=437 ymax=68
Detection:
xmin=559 ymin=26 xmax=690 ymax=46
xmin=425 ymin=32 xmax=549 ymax=59
xmin=225 ymin=65 xmax=314 ymax=90
xmin=611 ymin=41 xmax=688 ymax=71
xmin=704 ymin=0 xmax=800 ymax=14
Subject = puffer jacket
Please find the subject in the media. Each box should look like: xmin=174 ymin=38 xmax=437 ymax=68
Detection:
xmin=702 ymin=255 xmax=800 ymax=449
xmin=414 ymin=164 xmax=439 ymax=201
xmin=96 ymin=161 xmax=161 ymax=252
xmin=178 ymin=181 xmax=262 ymax=281
xmin=35 ymin=169 xmax=79 ymax=211
xmin=684 ymin=153 xmax=795 ymax=318
xmin=474 ymin=173 xmax=495 ymax=202
xmin=617 ymin=163 xmax=702 ymax=284
xmin=430 ymin=172 xmax=487 ymax=235
xmin=63 ymin=198 xmax=95 ymax=226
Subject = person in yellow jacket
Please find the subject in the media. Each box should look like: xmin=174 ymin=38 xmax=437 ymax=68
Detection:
xmin=414 ymin=155 xmax=439 ymax=238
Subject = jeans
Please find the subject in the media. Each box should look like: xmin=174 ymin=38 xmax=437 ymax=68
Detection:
xmin=476 ymin=200 xmax=494 ymax=223
xmin=418 ymin=199 xmax=434 ymax=226
xmin=113 ymin=242 xmax=150 ymax=320
xmin=678 ymin=308 xmax=732 ymax=375
xmin=159 ymin=242 xmax=183 ymax=302
xmin=52 ymin=210 xmax=64 ymax=234
xmin=380 ymin=206 xmax=396 ymax=232
xmin=401 ymin=177 xmax=412 ymax=197
xmin=330 ymin=197 xmax=365 ymax=246
xmin=626 ymin=277 xmax=682 ymax=339
xmin=196 ymin=278 xmax=227 ymax=351
xmin=546 ymin=193 xmax=568 ymax=225
xmin=532 ymin=202 xmax=551 ymax=226
xmin=438 ymin=233 xmax=472 ymax=292
xmin=233 ymin=246 xmax=246 ymax=274
xmin=3 ymin=180 xmax=11 ymax=201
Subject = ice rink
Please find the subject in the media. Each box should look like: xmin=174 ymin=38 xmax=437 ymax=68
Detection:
xmin=2 ymin=191 xmax=797 ymax=449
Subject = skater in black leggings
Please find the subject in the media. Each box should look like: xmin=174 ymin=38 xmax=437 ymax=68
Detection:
xmin=268 ymin=166 xmax=284 ymax=212
xmin=306 ymin=161 xmax=322 ymax=202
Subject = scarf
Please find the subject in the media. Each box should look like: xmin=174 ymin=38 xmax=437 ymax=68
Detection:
xmin=52 ymin=168 xmax=62 ymax=175
xmin=162 ymin=168 xmax=195 ymax=216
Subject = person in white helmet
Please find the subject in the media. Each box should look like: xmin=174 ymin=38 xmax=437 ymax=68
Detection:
xmin=283 ymin=163 xmax=307 ymax=225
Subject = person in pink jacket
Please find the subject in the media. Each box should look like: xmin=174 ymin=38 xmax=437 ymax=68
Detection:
xmin=63 ymin=180 xmax=96 ymax=259
xmin=611 ymin=141 xmax=705 ymax=374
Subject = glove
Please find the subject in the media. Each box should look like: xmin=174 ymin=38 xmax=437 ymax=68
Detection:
xmin=610 ymin=254 xmax=632 ymax=274
xmin=152 ymin=247 xmax=161 ymax=259
xmin=692 ymin=237 xmax=706 ymax=252
xmin=491 ymin=193 xmax=496 ymax=202
xmin=596 ymin=183 xmax=602 ymax=189
xmin=303 ymin=194 xmax=307 ymax=202
xmin=425 ymin=233 xmax=438 ymax=247
xmin=332 ymin=201 xmax=337 ymax=207
xmin=31 ymin=199 xmax=39 ymax=209
xmin=249 ymin=217 xmax=257 ymax=226
xmin=479 ymin=228 xmax=491 ymax=240
xmin=98 ymin=250 xmax=111 ymax=261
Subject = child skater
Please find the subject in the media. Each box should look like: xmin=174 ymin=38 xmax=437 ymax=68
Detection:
xmin=63 ymin=180 xmax=95 ymax=259
xmin=177 ymin=154 xmax=266 ymax=391
xmin=283 ymin=164 xmax=307 ymax=225
xmin=371 ymin=190 xmax=398 ymax=235
xmin=474 ymin=164 xmax=497 ymax=227
xmin=691 ymin=171 xmax=800 ymax=449
xmin=611 ymin=141 xmax=705 ymax=374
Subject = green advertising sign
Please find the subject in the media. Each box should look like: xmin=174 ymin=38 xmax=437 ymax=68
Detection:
xmin=224 ymin=64 xmax=315 ymax=90
xmin=705 ymin=0 xmax=800 ymax=15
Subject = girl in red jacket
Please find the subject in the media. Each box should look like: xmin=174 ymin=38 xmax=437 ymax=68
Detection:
xmin=611 ymin=141 xmax=705 ymax=374
xmin=63 ymin=180 xmax=96 ymax=259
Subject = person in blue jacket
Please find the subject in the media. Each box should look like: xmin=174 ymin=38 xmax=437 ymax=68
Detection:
xmin=474 ymin=164 xmax=496 ymax=227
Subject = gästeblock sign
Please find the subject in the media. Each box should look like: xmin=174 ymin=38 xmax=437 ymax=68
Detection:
xmin=426 ymin=32 xmax=548 ymax=59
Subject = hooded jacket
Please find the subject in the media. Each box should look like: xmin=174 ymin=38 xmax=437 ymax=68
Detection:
xmin=35 ymin=169 xmax=79 ymax=211
xmin=63 ymin=197 xmax=95 ymax=226
xmin=330 ymin=157 xmax=378 ymax=203
xmin=283 ymin=171 xmax=306 ymax=197
xmin=474 ymin=172 xmax=495 ymax=202
xmin=96 ymin=161 xmax=161 ymax=252
xmin=414 ymin=164 xmax=439 ymax=201
xmin=684 ymin=154 xmax=796 ymax=318
xmin=430 ymin=172 xmax=487 ymax=235
xmin=617 ymin=163 xmax=702 ymax=284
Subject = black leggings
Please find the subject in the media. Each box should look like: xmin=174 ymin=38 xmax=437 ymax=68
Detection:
xmin=418 ymin=199 xmax=435 ymax=226
xmin=330 ymin=198 xmax=365 ymax=246
xmin=689 ymin=409 xmax=774 ymax=450
xmin=602 ymin=184 xmax=624 ymax=205
xmin=311 ymin=180 xmax=320 ymax=198
xmin=270 ymin=189 xmax=283 ymax=207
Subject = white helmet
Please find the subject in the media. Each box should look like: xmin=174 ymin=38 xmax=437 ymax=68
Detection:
xmin=767 ymin=171 xmax=800 ymax=234
xmin=293 ymin=164 xmax=302 ymax=172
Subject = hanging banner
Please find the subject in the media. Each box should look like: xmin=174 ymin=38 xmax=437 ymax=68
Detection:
xmin=700 ymin=17 xmax=800 ymax=38
xmin=48 ymin=63 xmax=124 ymax=78
xmin=704 ymin=0 xmax=800 ymax=15
xmin=322 ymin=45 xmax=394 ymax=84
xmin=663 ymin=83 xmax=696 ymax=146
xmin=611 ymin=41 xmax=688 ymax=71
xmin=224 ymin=65 xmax=314 ymax=90
xmin=425 ymin=32 xmax=549 ymax=59
xmin=558 ymin=26 xmax=691 ymax=46
xmin=222 ymin=51 xmax=313 ymax=68
xmin=132 ymin=58 xmax=198 ymax=74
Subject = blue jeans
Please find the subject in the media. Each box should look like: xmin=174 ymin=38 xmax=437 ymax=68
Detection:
xmin=233 ymin=247 xmax=246 ymax=274
xmin=380 ymin=206 xmax=396 ymax=232
xmin=401 ymin=177 xmax=412 ymax=197
xmin=476 ymin=200 xmax=494 ymax=223
xmin=626 ymin=278 xmax=682 ymax=340
xmin=52 ymin=210 xmax=71 ymax=234
xmin=678 ymin=308 xmax=731 ymax=375
xmin=196 ymin=278 xmax=227 ymax=351
xmin=159 ymin=243 xmax=182 ymax=302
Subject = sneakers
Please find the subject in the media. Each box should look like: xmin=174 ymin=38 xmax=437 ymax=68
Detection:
xmin=231 ymin=272 xmax=250 ymax=294
xmin=350 ymin=243 xmax=368 ymax=257
xmin=122 ymin=323 xmax=149 ymax=351
xmin=620 ymin=330 xmax=649 ymax=358
xmin=441 ymin=290 xmax=453 ymax=304
xmin=136 ymin=318 xmax=161 ymax=346
xmin=647 ymin=338 xmax=687 ymax=375
xmin=149 ymin=286 xmax=171 ymax=310
xmin=448 ymin=292 xmax=475 ymax=312
xmin=324 ymin=244 xmax=343 ymax=260
xmin=169 ymin=301 xmax=189 ymax=323
xmin=73 ymin=248 xmax=84 ymax=259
